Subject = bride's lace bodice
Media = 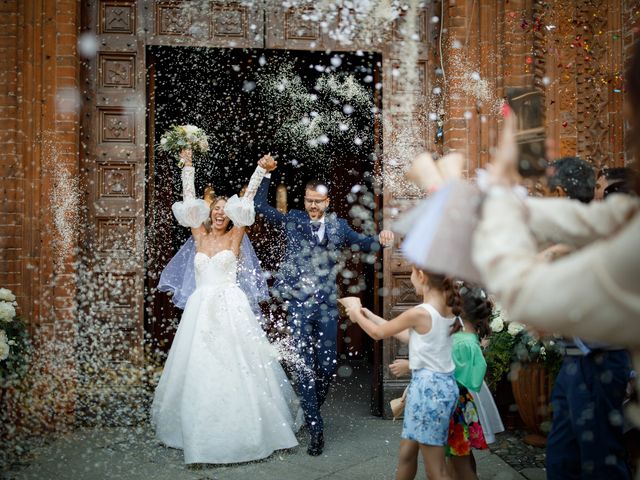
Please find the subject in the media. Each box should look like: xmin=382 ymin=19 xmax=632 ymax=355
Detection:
xmin=194 ymin=250 xmax=237 ymax=288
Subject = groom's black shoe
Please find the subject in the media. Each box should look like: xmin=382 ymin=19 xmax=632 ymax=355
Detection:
xmin=307 ymin=432 xmax=324 ymax=456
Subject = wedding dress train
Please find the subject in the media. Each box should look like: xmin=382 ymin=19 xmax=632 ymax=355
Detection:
xmin=151 ymin=246 xmax=301 ymax=464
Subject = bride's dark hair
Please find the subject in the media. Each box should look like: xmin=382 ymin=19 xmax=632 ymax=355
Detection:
xmin=203 ymin=196 xmax=230 ymax=233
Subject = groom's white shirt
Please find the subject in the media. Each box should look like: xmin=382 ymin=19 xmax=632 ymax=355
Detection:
xmin=313 ymin=216 xmax=326 ymax=242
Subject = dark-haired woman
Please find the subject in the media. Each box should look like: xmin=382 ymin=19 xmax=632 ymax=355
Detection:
xmin=345 ymin=266 xmax=459 ymax=480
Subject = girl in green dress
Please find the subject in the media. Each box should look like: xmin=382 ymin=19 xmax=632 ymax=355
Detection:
xmin=446 ymin=284 xmax=492 ymax=480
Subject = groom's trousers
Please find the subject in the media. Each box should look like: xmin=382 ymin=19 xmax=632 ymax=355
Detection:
xmin=286 ymin=296 xmax=338 ymax=436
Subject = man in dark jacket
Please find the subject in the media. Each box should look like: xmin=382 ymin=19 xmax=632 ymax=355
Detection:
xmin=254 ymin=154 xmax=393 ymax=455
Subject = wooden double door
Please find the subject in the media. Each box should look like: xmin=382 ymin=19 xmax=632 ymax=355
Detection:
xmin=81 ymin=0 xmax=438 ymax=416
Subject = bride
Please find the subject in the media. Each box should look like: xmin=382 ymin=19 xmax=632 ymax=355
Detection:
xmin=151 ymin=150 xmax=301 ymax=464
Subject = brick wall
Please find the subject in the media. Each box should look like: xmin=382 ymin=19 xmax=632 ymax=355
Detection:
xmin=443 ymin=0 xmax=633 ymax=170
xmin=0 ymin=0 xmax=22 ymax=304
xmin=0 ymin=0 xmax=80 ymax=335
xmin=442 ymin=0 xmax=534 ymax=171
xmin=0 ymin=0 xmax=80 ymax=435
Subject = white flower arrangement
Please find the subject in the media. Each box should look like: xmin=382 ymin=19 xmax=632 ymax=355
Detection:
xmin=490 ymin=304 xmax=508 ymax=332
xmin=484 ymin=303 xmax=563 ymax=390
xmin=0 ymin=329 xmax=8 ymax=361
xmin=0 ymin=301 xmax=16 ymax=322
xmin=490 ymin=316 xmax=504 ymax=333
xmin=0 ymin=288 xmax=16 ymax=302
xmin=0 ymin=287 xmax=31 ymax=386
xmin=157 ymin=125 xmax=209 ymax=167
xmin=507 ymin=321 xmax=525 ymax=336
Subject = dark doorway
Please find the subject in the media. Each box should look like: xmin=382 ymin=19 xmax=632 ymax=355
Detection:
xmin=144 ymin=46 xmax=383 ymax=377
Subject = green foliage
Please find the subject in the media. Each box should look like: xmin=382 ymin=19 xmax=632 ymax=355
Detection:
xmin=483 ymin=312 xmax=562 ymax=392
xmin=483 ymin=329 xmax=516 ymax=391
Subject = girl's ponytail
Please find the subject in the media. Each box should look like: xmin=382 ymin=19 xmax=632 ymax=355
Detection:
xmin=458 ymin=284 xmax=493 ymax=339
xmin=423 ymin=272 xmax=463 ymax=333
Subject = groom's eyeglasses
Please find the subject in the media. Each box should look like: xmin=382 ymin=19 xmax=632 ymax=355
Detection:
xmin=304 ymin=198 xmax=327 ymax=206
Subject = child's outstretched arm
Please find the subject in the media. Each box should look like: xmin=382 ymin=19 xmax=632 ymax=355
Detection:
xmin=359 ymin=308 xmax=410 ymax=344
xmin=348 ymin=306 xmax=429 ymax=341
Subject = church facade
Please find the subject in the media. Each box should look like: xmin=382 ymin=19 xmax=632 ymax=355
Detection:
xmin=1 ymin=0 xmax=638 ymax=431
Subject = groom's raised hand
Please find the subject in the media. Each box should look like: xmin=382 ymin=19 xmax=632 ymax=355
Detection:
xmin=258 ymin=153 xmax=277 ymax=172
xmin=378 ymin=230 xmax=394 ymax=247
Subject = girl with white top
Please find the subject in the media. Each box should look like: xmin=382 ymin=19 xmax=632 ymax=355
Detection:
xmin=346 ymin=266 xmax=460 ymax=480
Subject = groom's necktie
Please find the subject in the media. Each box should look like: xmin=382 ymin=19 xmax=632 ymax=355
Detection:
xmin=310 ymin=222 xmax=321 ymax=245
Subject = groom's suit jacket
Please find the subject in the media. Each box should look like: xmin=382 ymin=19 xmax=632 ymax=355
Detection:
xmin=255 ymin=177 xmax=380 ymax=304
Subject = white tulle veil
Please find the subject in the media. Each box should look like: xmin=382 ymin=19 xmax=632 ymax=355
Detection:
xmin=157 ymin=235 xmax=269 ymax=316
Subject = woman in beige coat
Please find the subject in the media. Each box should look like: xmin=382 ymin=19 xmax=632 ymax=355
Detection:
xmin=471 ymin=41 xmax=640 ymax=436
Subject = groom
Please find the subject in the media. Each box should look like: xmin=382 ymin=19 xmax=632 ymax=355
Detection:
xmin=254 ymin=155 xmax=394 ymax=456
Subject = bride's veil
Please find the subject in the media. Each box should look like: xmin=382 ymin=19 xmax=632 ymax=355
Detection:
xmin=157 ymin=235 xmax=269 ymax=316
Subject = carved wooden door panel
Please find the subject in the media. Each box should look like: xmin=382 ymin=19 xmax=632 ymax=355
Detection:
xmin=81 ymin=0 xmax=147 ymax=381
xmin=80 ymin=1 xmax=266 ymax=375
xmin=145 ymin=1 xmax=264 ymax=48
xmin=265 ymin=6 xmax=329 ymax=51
xmin=81 ymin=1 xmax=436 ymax=418
xmin=379 ymin=5 xmax=437 ymax=417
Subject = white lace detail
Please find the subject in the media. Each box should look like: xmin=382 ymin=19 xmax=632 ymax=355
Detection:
xmin=182 ymin=166 xmax=196 ymax=200
xmin=243 ymin=166 xmax=267 ymax=201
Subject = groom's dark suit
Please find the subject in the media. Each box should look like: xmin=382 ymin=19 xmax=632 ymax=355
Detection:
xmin=255 ymin=176 xmax=380 ymax=437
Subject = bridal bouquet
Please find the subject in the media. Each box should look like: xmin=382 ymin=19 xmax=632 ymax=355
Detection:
xmin=0 ymin=288 xmax=31 ymax=387
xmin=158 ymin=125 xmax=209 ymax=167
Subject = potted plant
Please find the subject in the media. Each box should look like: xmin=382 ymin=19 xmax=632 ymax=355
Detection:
xmin=483 ymin=307 xmax=562 ymax=446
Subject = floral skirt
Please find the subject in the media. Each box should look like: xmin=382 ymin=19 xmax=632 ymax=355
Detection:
xmin=402 ymin=368 xmax=458 ymax=446
xmin=446 ymin=383 xmax=489 ymax=456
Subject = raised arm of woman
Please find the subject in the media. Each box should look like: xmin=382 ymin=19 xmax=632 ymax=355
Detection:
xmin=172 ymin=151 xmax=209 ymax=237
xmin=526 ymin=195 xmax=639 ymax=248
xmin=223 ymin=163 xmax=266 ymax=255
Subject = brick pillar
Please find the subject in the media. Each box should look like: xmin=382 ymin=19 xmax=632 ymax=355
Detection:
xmin=442 ymin=0 xmax=479 ymax=169
xmin=442 ymin=0 xmax=536 ymax=172
xmin=1 ymin=0 xmax=81 ymax=436
xmin=0 ymin=1 xmax=22 ymax=306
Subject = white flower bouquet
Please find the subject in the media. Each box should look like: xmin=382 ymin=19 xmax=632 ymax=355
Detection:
xmin=158 ymin=125 xmax=209 ymax=167
xmin=0 ymin=289 xmax=31 ymax=387
xmin=483 ymin=306 xmax=562 ymax=390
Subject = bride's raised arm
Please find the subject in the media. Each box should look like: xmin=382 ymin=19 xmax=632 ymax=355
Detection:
xmin=223 ymin=159 xmax=269 ymax=254
xmin=171 ymin=150 xmax=209 ymax=237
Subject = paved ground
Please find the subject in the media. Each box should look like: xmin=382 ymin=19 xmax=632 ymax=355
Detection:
xmin=3 ymin=366 xmax=542 ymax=480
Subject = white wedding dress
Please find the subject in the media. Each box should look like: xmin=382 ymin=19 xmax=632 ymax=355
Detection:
xmin=151 ymin=165 xmax=301 ymax=464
